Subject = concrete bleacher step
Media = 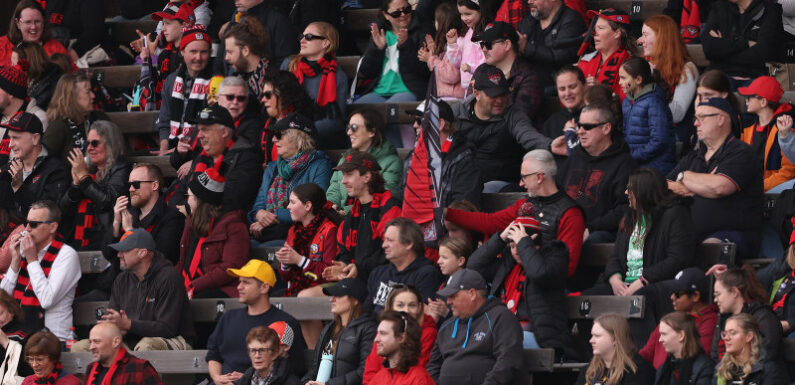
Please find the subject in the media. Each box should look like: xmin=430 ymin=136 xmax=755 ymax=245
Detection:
xmin=61 ymin=350 xmax=208 ymax=375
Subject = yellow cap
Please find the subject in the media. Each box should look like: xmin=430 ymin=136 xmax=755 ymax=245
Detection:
xmin=227 ymin=259 xmax=276 ymax=287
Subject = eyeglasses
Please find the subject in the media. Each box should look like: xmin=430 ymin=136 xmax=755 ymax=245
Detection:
xmin=262 ymin=91 xmax=277 ymax=100
xmin=694 ymin=113 xmax=720 ymax=123
xmin=26 ymin=220 xmax=53 ymax=229
xmin=521 ymin=171 xmax=542 ymax=179
xmin=221 ymin=94 xmax=247 ymax=103
xmin=384 ymin=6 xmax=412 ymax=18
xmin=18 ymin=20 xmax=43 ymax=27
xmin=721 ymin=330 xmax=741 ymax=340
xmin=127 ymin=180 xmax=155 ymax=189
xmin=479 ymin=39 xmax=506 ymax=50
xmin=248 ymin=347 xmax=277 ymax=356
xmin=25 ymin=356 xmax=48 ymax=365
xmin=577 ymin=121 xmax=607 ymax=131
xmin=87 ymin=140 xmax=102 ymax=148
xmin=300 ymin=33 xmax=326 ymax=41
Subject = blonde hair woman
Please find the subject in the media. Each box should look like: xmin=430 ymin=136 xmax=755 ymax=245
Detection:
xmin=714 ymin=313 xmax=787 ymax=385
xmin=578 ymin=313 xmax=654 ymax=385
xmin=43 ymin=73 xmax=108 ymax=162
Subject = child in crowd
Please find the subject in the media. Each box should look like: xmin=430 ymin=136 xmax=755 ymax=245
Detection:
xmin=417 ymin=2 xmax=466 ymax=99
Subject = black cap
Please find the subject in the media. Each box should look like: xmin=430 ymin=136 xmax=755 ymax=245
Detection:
xmin=193 ymin=104 xmax=235 ymax=128
xmin=671 ymin=267 xmax=709 ymax=296
xmin=2 ymin=112 xmax=42 ymax=135
xmin=437 ymin=269 xmax=488 ymax=297
xmin=697 ymin=97 xmax=735 ymax=117
xmin=407 ymin=100 xmax=456 ymax=123
xmin=272 ymin=112 xmax=316 ymax=137
xmin=333 ymin=150 xmax=381 ymax=173
xmin=323 ymin=278 xmax=368 ymax=303
xmin=472 ymin=64 xmax=510 ymax=97
xmin=109 ymin=228 xmax=158 ymax=252
xmin=471 ymin=21 xmax=518 ymax=43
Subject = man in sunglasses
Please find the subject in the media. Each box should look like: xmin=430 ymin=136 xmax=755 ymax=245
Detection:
xmin=216 ymin=76 xmax=265 ymax=148
xmin=222 ymin=18 xmax=269 ymax=99
xmin=556 ymin=102 xmax=636 ymax=247
xmin=0 ymin=112 xmax=69 ymax=217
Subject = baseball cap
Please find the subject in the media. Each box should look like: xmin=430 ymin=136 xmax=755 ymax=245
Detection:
xmin=108 ymin=228 xmax=157 ymax=252
xmin=227 ymin=259 xmax=277 ymax=287
xmin=671 ymin=267 xmax=709 ymax=296
xmin=268 ymin=321 xmax=295 ymax=347
xmin=407 ymin=100 xmax=455 ymax=123
xmin=333 ymin=150 xmax=382 ymax=173
xmin=322 ymin=278 xmax=368 ymax=303
xmin=2 ymin=112 xmax=43 ymax=135
xmin=272 ymin=112 xmax=316 ymax=137
xmin=737 ymin=76 xmax=784 ymax=103
xmin=697 ymin=97 xmax=736 ymax=117
xmin=152 ymin=2 xmax=196 ymax=24
xmin=473 ymin=64 xmax=510 ymax=97
xmin=472 ymin=21 xmax=518 ymax=43
xmin=587 ymin=8 xmax=631 ymax=25
xmin=192 ymin=104 xmax=235 ymax=128
xmin=437 ymin=269 xmax=488 ymax=297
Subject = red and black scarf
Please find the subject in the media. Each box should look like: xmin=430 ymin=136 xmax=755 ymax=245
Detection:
xmin=85 ymin=348 xmax=126 ymax=385
xmin=343 ymin=191 xmax=392 ymax=250
xmin=293 ymin=54 xmax=338 ymax=107
xmin=501 ymin=264 xmax=525 ymax=314
xmin=12 ymin=238 xmax=63 ymax=330
xmin=292 ymin=208 xmax=330 ymax=257
xmin=74 ymin=174 xmax=97 ymax=248
xmin=34 ymin=362 xmax=63 ymax=384
xmin=182 ymin=218 xmax=214 ymax=293
xmin=193 ymin=139 xmax=234 ymax=175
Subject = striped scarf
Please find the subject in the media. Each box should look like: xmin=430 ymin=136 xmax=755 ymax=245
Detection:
xmin=12 ymin=239 xmax=63 ymax=331
xmin=73 ymin=174 xmax=96 ymax=248
xmin=265 ymin=151 xmax=313 ymax=212
xmin=168 ymin=64 xmax=211 ymax=140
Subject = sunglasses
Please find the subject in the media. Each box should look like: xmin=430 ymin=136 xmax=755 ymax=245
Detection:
xmin=26 ymin=220 xmax=53 ymax=229
xmin=127 ymin=180 xmax=155 ymax=189
xmin=88 ymin=140 xmax=102 ymax=148
xmin=300 ymin=33 xmax=326 ymax=41
xmin=273 ymin=131 xmax=284 ymax=140
xmin=346 ymin=123 xmax=360 ymax=132
xmin=577 ymin=121 xmax=607 ymax=131
xmin=262 ymin=91 xmax=277 ymax=100
xmin=221 ymin=94 xmax=247 ymax=102
xmin=385 ymin=6 xmax=412 ymax=18
xmin=479 ymin=39 xmax=506 ymax=50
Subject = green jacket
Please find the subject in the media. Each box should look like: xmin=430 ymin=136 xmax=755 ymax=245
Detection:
xmin=326 ymin=141 xmax=403 ymax=213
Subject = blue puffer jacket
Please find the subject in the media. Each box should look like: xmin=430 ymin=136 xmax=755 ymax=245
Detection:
xmin=622 ymin=84 xmax=676 ymax=174
xmin=248 ymin=150 xmax=333 ymax=224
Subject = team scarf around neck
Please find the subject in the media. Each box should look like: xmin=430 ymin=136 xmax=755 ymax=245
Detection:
xmin=293 ymin=54 xmax=338 ymax=107
xmin=193 ymin=139 xmax=234 ymax=177
xmin=64 ymin=117 xmax=88 ymax=153
xmin=501 ymin=264 xmax=525 ymax=314
xmin=34 ymin=362 xmax=63 ymax=385
xmin=343 ymin=190 xmax=392 ymax=250
xmin=168 ymin=64 xmax=211 ymax=140
xmin=265 ymin=151 xmax=314 ymax=212
xmin=243 ymin=58 xmax=270 ymax=100
xmin=86 ymin=348 xmax=126 ymax=385
xmin=73 ymin=174 xmax=97 ymax=248
xmin=12 ymin=238 xmax=64 ymax=330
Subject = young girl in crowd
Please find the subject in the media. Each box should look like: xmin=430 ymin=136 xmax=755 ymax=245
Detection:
xmin=618 ymin=57 xmax=676 ymax=174
xmin=443 ymin=0 xmax=488 ymax=94
xmin=417 ymin=2 xmax=466 ymax=99
xmin=426 ymin=236 xmax=472 ymax=321
xmin=578 ymin=313 xmax=655 ymax=385
xmin=653 ymin=312 xmax=713 ymax=385
xmin=714 ymin=313 xmax=787 ymax=385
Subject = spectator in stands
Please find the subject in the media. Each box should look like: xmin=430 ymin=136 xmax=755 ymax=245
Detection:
xmin=557 ymin=102 xmax=637 ymax=244
xmin=713 ymin=313 xmax=788 ymax=385
xmin=268 ymin=321 xmax=296 ymax=360
xmin=542 ymin=65 xmax=585 ymax=143
xmin=0 ymin=1 xmax=71 ymax=67
xmin=59 ymin=121 xmax=131 ymax=251
xmin=776 ymin=113 xmax=795 ymax=170
xmin=711 ymin=267 xmax=783 ymax=362
xmin=178 ymin=168 xmax=248 ymax=298
xmin=702 ymin=0 xmax=784 ymax=89
xmin=327 ymin=109 xmax=403 ymax=213
xmin=0 ymin=63 xmax=48 ymax=160
xmin=428 ymin=269 xmax=524 ymax=385
xmin=758 ymin=235 xmax=795 ymax=336
xmin=156 ymin=25 xmax=212 ymax=155
xmin=652 ymin=312 xmax=714 ymax=385
xmin=83 ymin=323 xmax=164 ymax=385
xmin=365 ymin=311 xmax=435 ymax=385
xmin=355 ymin=0 xmax=431 ymax=103
xmin=0 ymin=291 xmax=27 ymax=341
xmin=11 ymin=43 xmax=62 ymax=110
xmin=435 ymin=0 xmax=486 ymax=98
xmin=366 ymin=217 xmax=442 ymax=312
xmin=694 ymin=70 xmax=743 ymax=117
xmin=0 ymin=297 xmax=27 ymax=383
xmin=363 ymin=286 xmax=438 ymax=383
xmin=259 ymin=70 xmax=316 ymax=164
xmin=619 ymin=58 xmax=676 ymax=174
xmin=223 ymin=17 xmax=269 ymax=99
xmin=667 ymin=98 xmax=763 ymax=260
xmin=215 ymin=76 xmax=264 ymax=147
xmin=517 ymin=0 xmax=587 ymax=89
xmin=0 ymin=200 xmax=80 ymax=341
xmin=475 ymin=22 xmax=542 ymax=120
xmin=43 ymin=73 xmax=107 ymax=162
xmin=738 ymin=76 xmax=795 ymax=192
xmin=426 ymin=236 xmax=470 ymax=321
xmin=0 ymin=112 xmax=69 ymax=217
xmin=639 ymin=267 xmax=719 ymax=368
xmin=208 ymin=259 xmax=307 ymax=383
xmin=248 ymin=113 xmax=333 ymax=245
xmin=275 ymin=183 xmax=342 ymax=296
xmin=111 ymin=163 xmax=184 ymax=264
xmin=302 ymin=278 xmax=376 ymax=385
xmin=577 ymin=8 xmax=639 ymax=101
xmin=212 ymin=0 xmax=298 ymax=77
xmin=453 ymin=64 xmax=565 ymax=191
xmin=51 ymin=0 xmax=106 ymax=66
xmin=416 ymin=3 xmax=466 ymax=99
xmin=0 ymin=207 xmax=25 ymax=274
xmin=284 ymin=22 xmax=349 ymax=149
xmin=21 ymin=331 xmax=80 ymax=385
xmin=235 ymin=326 xmax=299 ymax=385
xmin=578 ymin=313 xmax=655 ymax=385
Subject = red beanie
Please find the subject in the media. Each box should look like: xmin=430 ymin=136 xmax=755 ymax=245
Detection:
xmin=0 ymin=62 xmax=28 ymax=99
xmin=180 ymin=25 xmax=211 ymax=51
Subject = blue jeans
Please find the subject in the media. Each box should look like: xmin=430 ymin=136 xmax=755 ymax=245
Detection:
xmin=767 ymin=179 xmax=795 ymax=193
xmin=354 ymin=92 xmax=417 ymax=103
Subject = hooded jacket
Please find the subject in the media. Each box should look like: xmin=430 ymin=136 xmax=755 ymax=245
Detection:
xmin=740 ymin=103 xmax=795 ymax=191
xmin=327 ymin=142 xmax=403 ymax=212
xmin=518 ymin=5 xmax=587 ymax=88
xmin=234 ymin=357 xmax=299 ymax=385
xmin=302 ymin=312 xmax=377 ymax=385
xmin=365 ymin=256 xmax=443 ymax=313
xmin=757 ymin=257 xmax=795 ymax=335
xmin=654 ymin=353 xmax=714 ymax=385
xmin=557 ymin=138 xmax=637 ymax=233
xmin=710 ymin=302 xmax=783 ymax=362
xmin=622 ymin=84 xmax=676 ymax=174
xmin=427 ymin=298 xmax=525 ymax=385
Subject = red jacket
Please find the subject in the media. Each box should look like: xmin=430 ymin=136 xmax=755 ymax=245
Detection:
xmin=22 ymin=373 xmax=81 ymax=385
xmin=0 ymin=36 xmax=72 ymax=67
xmin=83 ymin=349 xmax=164 ymax=385
xmin=177 ymin=210 xmax=250 ymax=297
xmin=279 ymin=217 xmax=339 ymax=295
xmin=638 ymin=304 xmax=718 ymax=368
xmin=577 ymin=48 xmax=631 ymax=101
xmin=363 ymin=315 xmax=438 ymax=384
xmin=364 ymin=364 xmax=436 ymax=385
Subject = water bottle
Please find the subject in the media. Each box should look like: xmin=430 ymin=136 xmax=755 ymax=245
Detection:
xmin=65 ymin=327 xmax=77 ymax=350
xmin=315 ymin=353 xmax=333 ymax=383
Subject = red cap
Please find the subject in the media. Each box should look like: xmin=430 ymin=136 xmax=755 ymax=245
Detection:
xmin=152 ymin=2 xmax=196 ymax=24
xmin=737 ymin=76 xmax=784 ymax=103
xmin=587 ymin=8 xmax=630 ymax=24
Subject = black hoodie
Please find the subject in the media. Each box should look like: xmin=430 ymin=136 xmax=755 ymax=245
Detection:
xmin=365 ymin=255 xmax=443 ymax=313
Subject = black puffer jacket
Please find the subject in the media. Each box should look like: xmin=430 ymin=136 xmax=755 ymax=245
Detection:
xmin=757 ymin=257 xmax=795 ymax=335
xmin=235 ymin=357 xmax=300 ymax=385
xmin=302 ymin=312 xmax=377 ymax=385
xmin=604 ymin=203 xmax=696 ymax=284
xmin=654 ymin=353 xmax=714 ymax=385
xmin=357 ymin=16 xmax=431 ymax=98
xmin=468 ymin=234 xmax=576 ymax=359
xmin=710 ymin=302 xmax=783 ymax=362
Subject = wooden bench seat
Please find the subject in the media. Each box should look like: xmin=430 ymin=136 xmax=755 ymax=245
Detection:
xmin=61 ymin=350 xmax=208 ymax=376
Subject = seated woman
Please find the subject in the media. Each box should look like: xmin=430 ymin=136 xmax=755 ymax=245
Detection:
xmin=44 ymin=73 xmax=109 ymax=162
xmin=354 ymin=0 xmax=430 ymax=103
xmin=21 ymin=331 xmax=80 ymax=385
xmin=283 ymin=22 xmax=349 ymax=149
xmin=653 ymin=312 xmax=713 ymax=385
xmin=758 ymin=238 xmax=795 ymax=338
xmin=326 ymin=109 xmax=402 ymax=213
xmin=362 ymin=286 xmax=438 ymax=384
xmin=0 ymin=0 xmax=71 ymax=67
xmin=302 ymin=279 xmax=376 ymax=385
xmin=578 ymin=313 xmax=655 ymax=385
xmin=711 ymin=267 xmax=783 ymax=362
xmin=260 ymin=71 xmax=317 ymax=164
xmin=248 ymin=113 xmax=333 ymax=246
xmin=0 ymin=291 xmax=27 ymax=341
xmin=11 ymin=42 xmax=63 ymax=110
xmin=692 ymin=70 xmax=742 ymax=139
xmin=234 ymin=326 xmax=299 ymax=385
xmin=275 ymin=183 xmax=343 ymax=297
xmin=714 ymin=313 xmax=788 ymax=385
xmin=177 ymin=168 xmax=249 ymax=299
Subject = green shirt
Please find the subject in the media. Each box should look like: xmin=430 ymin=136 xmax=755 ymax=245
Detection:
xmin=624 ymin=215 xmax=647 ymax=284
xmin=373 ymin=31 xmax=411 ymax=96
